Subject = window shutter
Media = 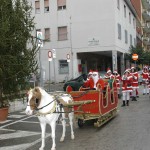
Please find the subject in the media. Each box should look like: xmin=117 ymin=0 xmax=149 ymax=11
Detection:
xmin=57 ymin=0 xmax=66 ymax=7
xmin=44 ymin=0 xmax=49 ymax=7
xmin=35 ymin=1 xmax=40 ymax=8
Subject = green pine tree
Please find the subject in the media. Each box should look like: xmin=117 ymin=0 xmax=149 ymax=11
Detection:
xmin=0 ymin=0 xmax=39 ymax=107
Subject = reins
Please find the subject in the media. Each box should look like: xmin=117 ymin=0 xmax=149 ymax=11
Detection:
xmin=35 ymin=98 xmax=57 ymax=111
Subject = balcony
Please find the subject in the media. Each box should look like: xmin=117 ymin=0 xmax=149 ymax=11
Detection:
xmin=142 ymin=0 xmax=150 ymax=10
xmin=142 ymin=9 xmax=150 ymax=21
xmin=142 ymin=22 xmax=150 ymax=33
xmin=143 ymin=36 xmax=150 ymax=45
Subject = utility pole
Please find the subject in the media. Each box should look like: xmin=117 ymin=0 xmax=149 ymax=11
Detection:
xmin=70 ymin=16 xmax=73 ymax=79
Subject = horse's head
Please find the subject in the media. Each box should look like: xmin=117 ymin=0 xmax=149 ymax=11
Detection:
xmin=25 ymin=87 xmax=42 ymax=115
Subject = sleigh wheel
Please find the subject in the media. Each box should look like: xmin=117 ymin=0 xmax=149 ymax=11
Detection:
xmin=78 ymin=119 xmax=84 ymax=128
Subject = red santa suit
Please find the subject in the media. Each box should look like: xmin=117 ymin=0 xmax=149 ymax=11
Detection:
xmin=104 ymin=68 xmax=114 ymax=79
xmin=141 ymin=66 xmax=149 ymax=95
xmin=130 ymin=66 xmax=139 ymax=100
xmin=113 ymin=70 xmax=121 ymax=97
xmin=83 ymin=70 xmax=94 ymax=89
xmin=121 ymin=69 xmax=133 ymax=106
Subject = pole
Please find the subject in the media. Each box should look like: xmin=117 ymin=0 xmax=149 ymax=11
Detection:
xmin=49 ymin=61 xmax=50 ymax=92
xmin=53 ymin=59 xmax=56 ymax=91
xmin=135 ymin=60 xmax=136 ymax=70
xmin=39 ymin=47 xmax=42 ymax=87
xmin=70 ymin=17 xmax=73 ymax=79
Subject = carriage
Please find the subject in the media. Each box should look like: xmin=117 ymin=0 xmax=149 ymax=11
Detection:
xmin=25 ymin=79 xmax=119 ymax=150
xmin=65 ymin=79 xmax=119 ymax=127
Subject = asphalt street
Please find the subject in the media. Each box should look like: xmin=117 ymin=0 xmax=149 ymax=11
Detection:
xmin=0 ymin=85 xmax=150 ymax=150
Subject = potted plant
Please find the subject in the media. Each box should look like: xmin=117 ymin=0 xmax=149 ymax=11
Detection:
xmin=0 ymin=84 xmax=9 ymax=122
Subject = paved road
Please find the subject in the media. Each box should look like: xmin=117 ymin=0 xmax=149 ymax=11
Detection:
xmin=0 ymin=85 xmax=150 ymax=150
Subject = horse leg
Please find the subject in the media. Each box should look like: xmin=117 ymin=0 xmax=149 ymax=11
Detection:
xmin=68 ymin=112 xmax=75 ymax=140
xmin=60 ymin=113 xmax=66 ymax=142
xmin=39 ymin=122 xmax=46 ymax=150
xmin=50 ymin=122 xmax=56 ymax=150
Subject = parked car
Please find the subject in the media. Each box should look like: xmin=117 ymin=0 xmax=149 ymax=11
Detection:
xmin=63 ymin=74 xmax=87 ymax=91
xmin=138 ymin=70 xmax=142 ymax=85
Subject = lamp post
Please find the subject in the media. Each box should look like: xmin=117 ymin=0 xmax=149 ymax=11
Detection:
xmin=48 ymin=50 xmax=52 ymax=92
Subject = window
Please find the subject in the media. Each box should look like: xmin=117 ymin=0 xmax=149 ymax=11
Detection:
xmin=134 ymin=38 xmax=136 ymax=47
xmin=59 ymin=60 xmax=69 ymax=74
xmin=124 ymin=5 xmax=126 ymax=17
xmin=36 ymin=29 xmax=41 ymax=36
xmin=118 ymin=23 xmax=121 ymax=40
xmin=133 ymin=18 xmax=136 ymax=28
xmin=44 ymin=0 xmax=49 ymax=12
xmin=130 ymin=34 xmax=132 ymax=46
xmin=58 ymin=26 xmax=67 ymax=41
xmin=125 ymin=30 xmax=128 ymax=44
xmin=117 ymin=0 xmax=120 ymax=9
xmin=45 ymin=28 xmax=50 ymax=41
xmin=57 ymin=0 xmax=66 ymax=10
xmin=129 ymin=12 xmax=131 ymax=24
xmin=35 ymin=1 xmax=40 ymax=14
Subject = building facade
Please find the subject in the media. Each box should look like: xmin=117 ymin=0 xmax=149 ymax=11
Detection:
xmin=29 ymin=0 xmax=136 ymax=83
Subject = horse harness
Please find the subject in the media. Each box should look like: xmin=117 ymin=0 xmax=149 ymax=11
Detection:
xmin=27 ymin=92 xmax=73 ymax=116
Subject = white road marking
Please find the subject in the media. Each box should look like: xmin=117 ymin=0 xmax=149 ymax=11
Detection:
xmin=8 ymin=114 xmax=26 ymax=119
xmin=0 ymin=120 xmax=12 ymax=124
xmin=0 ymin=115 xmax=35 ymax=129
xmin=0 ymin=130 xmax=40 ymax=139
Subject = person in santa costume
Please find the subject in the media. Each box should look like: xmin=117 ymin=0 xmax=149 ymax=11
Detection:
xmin=113 ymin=70 xmax=121 ymax=98
xmin=121 ymin=69 xmax=133 ymax=106
xmin=83 ymin=70 xmax=94 ymax=89
xmin=141 ymin=66 xmax=149 ymax=95
xmin=104 ymin=68 xmax=114 ymax=79
xmin=148 ymin=68 xmax=150 ymax=93
xmin=130 ymin=66 xmax=139 ymax=101
xmin=91 ymin=70 xmax=100 ymax=89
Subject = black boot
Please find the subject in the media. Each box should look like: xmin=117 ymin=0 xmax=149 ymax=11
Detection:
xmin=126 ymin=100 xmax=129 ymax=106
xmin=121 ymin=101 xmax=126 ymax=107
xmin=132 ymin=97 xmax=137 ymax=101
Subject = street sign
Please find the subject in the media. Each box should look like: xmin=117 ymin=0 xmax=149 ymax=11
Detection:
xmin=67 ymin=54 xmax=70 ymax=62
xmin=132 ymin=53 xmax=138 ymax=61
xmin=37 ymin=31 xmax=43 ymax=47
xmin=52 ymin=49 xmax=56 ymax=58
xmin=48 ymin=50 xmax=52 ymax=61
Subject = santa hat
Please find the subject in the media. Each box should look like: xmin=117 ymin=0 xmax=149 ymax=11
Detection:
xmin=131 ymin=66 xmax=135 ymax=70
xmin=143 ymin=66 xmax=148 ymax=70
xmin=124 ymin=68 xmax=130 ymax=74
xmin=88 ymin=70 xmax=93 ymax=75
xmin=113 ymin=70 xmax=118 ymax=74
xmin=92 ymin=70 xmax=98 ymax=75
xmin=107 ymin=68 xmax=111 ymax=73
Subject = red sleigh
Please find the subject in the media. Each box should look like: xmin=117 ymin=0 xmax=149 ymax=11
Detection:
xmin=66 ymin=79 xmax=118 ymax=127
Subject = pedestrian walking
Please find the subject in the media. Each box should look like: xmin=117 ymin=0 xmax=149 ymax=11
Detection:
xmin=130 ymin=66 xmax=139 ymax=101
xmin=141 ymin=66 xmax=149 ymax=95
xmin=121 ymin=69 xmax=133 ymax=106
xmin=113 ymin=70 xmax=121 ymax=98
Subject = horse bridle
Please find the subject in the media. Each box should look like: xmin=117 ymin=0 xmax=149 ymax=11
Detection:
xmin=27 ymin=96 xmax=57 ymax=111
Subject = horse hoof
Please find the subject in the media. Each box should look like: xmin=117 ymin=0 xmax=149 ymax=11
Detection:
xmin=39 ymin=147 xmax=44 ymax=150
xmin=71 ymin=135 xmax=75 ymax=140
xmin=51 ymin=148 xmax=56 ymax=150
xmin=60 ymin=137 xmax=64 ymax=142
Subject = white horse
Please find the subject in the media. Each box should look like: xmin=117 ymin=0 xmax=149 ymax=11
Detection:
xmin=25 ymin=87 xmax=75 ymax=150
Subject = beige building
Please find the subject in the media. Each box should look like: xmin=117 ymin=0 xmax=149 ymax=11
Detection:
xmin=29 ymin=0 xmax=137 ymax=83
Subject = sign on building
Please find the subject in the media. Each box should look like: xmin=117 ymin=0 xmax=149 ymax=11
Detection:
xmin=37 ymin=31 xmax=43 ymax=47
